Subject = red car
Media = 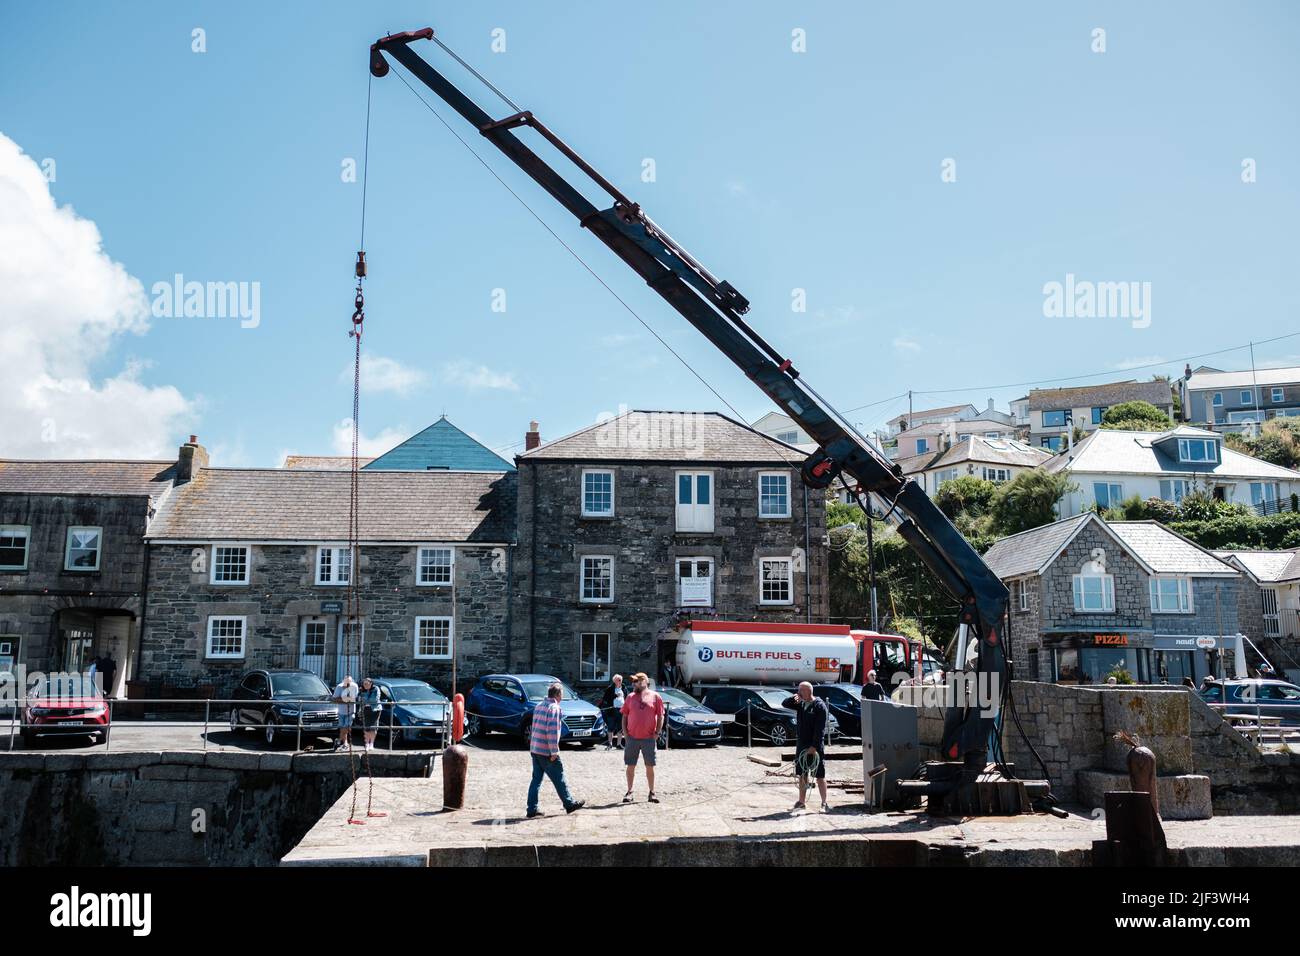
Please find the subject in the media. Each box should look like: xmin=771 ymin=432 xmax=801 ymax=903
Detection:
xmin=22 ymin=677 xmax=110 ymax=746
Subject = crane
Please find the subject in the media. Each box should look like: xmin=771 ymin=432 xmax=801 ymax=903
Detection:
xmin=368 ymin=28 xmax=1043 ymax=810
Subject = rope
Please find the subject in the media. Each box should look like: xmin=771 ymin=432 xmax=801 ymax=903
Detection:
xmin=795 ymin=747 xmax=822 ymax=778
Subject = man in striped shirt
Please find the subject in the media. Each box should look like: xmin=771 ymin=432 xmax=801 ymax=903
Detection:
xmin=527 ymin=683 xmax=585 ymax=818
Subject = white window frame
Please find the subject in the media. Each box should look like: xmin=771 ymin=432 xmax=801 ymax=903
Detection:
xmin=915 ymin=438 xmax=929 ymax=454
xmin=1241 ymin=390 xmax=1253 ymax=405
xmin=416 ymin=545 xmax=455 ymax=586
xmin=64 ymin=526 xmax=102 ymax=572
xmin=1159 ymin=478 xmax=1191 ymax=504
xmin=0 ymin=525 xmax=31 ymax=571
xmin=206 ymin=615 xmax=247 ymax=659
xmin=983 ymin=467 xmax=1011 ymax=484
xmin=210 ymin=544 xmax=250 ymax=585
xmin=1273 ymin=387 xmax=1286 ymax=404
xmin=1212 ymin=392 xmax=1223 ymax=407
xmin=581 ymin=468 xmax=615 ymax=518
xmin=413 ymin=616 xmax=454 ymax=660
xmin=1092 ymin=481 xmax=1124 ymax=510
xmin=1072 ymin=573 xmax=1115 ymax=613
xmin=1149 ymin=576 xmax=1193 ymax=614
xmin=758 ymin=471 xmax=792 ymax=519
xmin=677 ymin=556 xmax=715 ymax=607
xmin=1250 ymin=482 xmax=1279 ymax=506
xmin=675 ymin=470 xmax=715 ymax=533
xmin=1016 ymin=578 xmax=1030 ymax=612
xmin=315 ymin=545 xmax=353 ymax=586
xmin=579 ymin=632 xmax=612 ymax=683
xmin=580 ymin=555 xmax=614 ymax=604
xmin=1177 ymin=438 xmax=1217 ymax=463
xmin=759 ymin=557 xmax=794 ymax=606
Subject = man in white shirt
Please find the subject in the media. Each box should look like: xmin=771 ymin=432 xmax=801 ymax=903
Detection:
xmin=333 ymin=675 xmax=359 ymax=752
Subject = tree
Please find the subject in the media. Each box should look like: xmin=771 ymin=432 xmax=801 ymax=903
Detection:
xmin=988 ymin=469 xmax=1076 ymax=535
xmin=1100 ymin=400 xmax=1174 ymax=431
xmin=934 ymin=475 xmax=996 ymax=522
xmin=1224 ymin=418 xmax=1300 ymax=469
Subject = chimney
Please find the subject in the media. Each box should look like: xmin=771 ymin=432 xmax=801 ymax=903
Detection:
xmin=525 ymin=421 xmax=541 ymax=451
xmin=176 ymin=435 xmax=208 ymax=483
xmin=987 ymin=398 xmax=995 ymax=412
xmin=1184 ymin=363 xmax=1193 ymax=380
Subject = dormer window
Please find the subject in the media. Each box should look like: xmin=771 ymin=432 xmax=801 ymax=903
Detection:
xmin=1177 ymin=437 xmax=1218 ymax=464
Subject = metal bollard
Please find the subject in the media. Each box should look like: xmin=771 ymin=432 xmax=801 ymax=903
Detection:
xmin=203 ymin=699 xmax=210 ymax=752
xmin=746 ymin=700 xmax=752 ymax=749
xmin=442 ymin=743 xmax=469 ymax=809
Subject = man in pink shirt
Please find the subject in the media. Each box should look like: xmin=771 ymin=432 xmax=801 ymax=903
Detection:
xmin=620 ymin=672 xmax=665 ymax=803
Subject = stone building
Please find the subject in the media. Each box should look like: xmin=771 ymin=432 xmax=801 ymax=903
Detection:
xmin=984 ymin=513 xmax=1242 ymax=686
xmin=511 ymin=411 xmax=829 ymax=691
xmin=0 ymin=450 xmax=189 ymax=695
xmin=140 ymin=453 xmax=515 ymax=697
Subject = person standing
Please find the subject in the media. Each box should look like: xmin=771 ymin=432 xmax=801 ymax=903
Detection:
xmin=860 ymin=669 xmax=885 ymax=701
xmin=600 ymin=674 xmax=625 ymax=750
xmin=357 ymin=677 xmax=382 ymax=751
xmin=621 ymin=672 xmax=664 ymax=804
xmin=99 ymin=653 xmax=118 ymax=699
xmin=527 ymin=683 xmax=585 ymax=818
xmin=785 ymin=681 xmax=830 ymax=812
xmin=333 ymin=675 xmax=358 ymax=752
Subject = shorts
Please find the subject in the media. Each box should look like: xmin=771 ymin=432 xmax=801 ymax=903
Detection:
xmin=338 ymin=710 xmax=355 ymax=729
xmin=603 ymin=708 xmax=622 ymax=733
xmin=796 ymin=745 xmax=825 ymax=780
xmin=624 ymin=736 xmax=657 ymax=767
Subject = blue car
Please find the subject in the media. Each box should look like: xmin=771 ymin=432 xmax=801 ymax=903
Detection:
xmin=369 ymin=677 xmax=454 ymax=747
xmin=466 ymin=673 xmax=606 ymax=747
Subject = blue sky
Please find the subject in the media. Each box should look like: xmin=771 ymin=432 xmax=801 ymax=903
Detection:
xmin=3 ymin=1 xmax=1298 ymax=465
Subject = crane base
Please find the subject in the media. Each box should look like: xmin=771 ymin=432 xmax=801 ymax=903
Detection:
xmin=896 ymin=761 xmax=1049 ymax=816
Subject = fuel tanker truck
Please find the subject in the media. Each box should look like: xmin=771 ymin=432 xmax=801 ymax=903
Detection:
xmin=672 ymin=621 xmax=921 ymax=689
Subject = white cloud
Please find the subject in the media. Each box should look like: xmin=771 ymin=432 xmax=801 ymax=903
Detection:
xmin=331 ymin=418 xmax=410 ymax=457
xmin=0 ymin=134 xmax=194 ymax=457
xmin=439 ymin=359 xmax=519 ymax=392
xmin=342 ymin=354 xmax=427 ymax=395
xmin=1112 ymin=355 xmax=1167 ymax=371
xmin=892 ymin=335 xmax=922 ymax=353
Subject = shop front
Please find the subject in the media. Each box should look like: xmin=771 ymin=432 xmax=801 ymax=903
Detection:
xmin=1045 ymin=631 xmax=1153 ymax=685
xmin=1152 ymin=634 xmax=1217 ymax=685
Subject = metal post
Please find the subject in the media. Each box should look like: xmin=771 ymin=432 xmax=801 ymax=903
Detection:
xmin=296 ymin=712 xmax=303 ymax=753
xmin=203 ymin=699 xmax=210 ymax=752
xmin=387 ymin=703 xmax=394 ymax=751
xmin=105 ymin=699 xmax=112 ymax=751
xmin=746 ymin=700 xmax=752 ymax=749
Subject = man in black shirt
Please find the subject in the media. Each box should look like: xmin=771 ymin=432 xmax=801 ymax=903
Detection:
xmin=785 ymin=681 xmax=829 ymax=812
xmin=861 ymin=669 xmax=886 ymax=701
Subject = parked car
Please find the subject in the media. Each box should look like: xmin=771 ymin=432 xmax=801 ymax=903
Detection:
xmin=22 ymin=675 xmax=110 ymax=746
xmin=655 ymin=686 xmax=724 ymax=746
xmin=371 ymin=677 xmax=454 ymax=747
xmin=696 ymin=684 xmax=838 ymax=746
xmin=228 ymin=669 xmax=340 ymax=747
xmin=1199 ymin=678 xmax=1300 ymax=726
xmin=812 ymin=682 xmax=862 ymax=737
xmin=466 ymin=673 xmax=606 ymax=746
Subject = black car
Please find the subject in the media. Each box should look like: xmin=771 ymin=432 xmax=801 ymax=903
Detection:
xmin=812 ymin=682 xmax=863 ymax=737
xmin=228 ymin=669 xmax=340 ymax=747
xmin=696 ymin=684 xmax=838 ymax=747
xmin=656 ymin=686 xmax=724 ymax=746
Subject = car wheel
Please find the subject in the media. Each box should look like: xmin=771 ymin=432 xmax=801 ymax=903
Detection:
xmin=466 ymin=713 xmax=483 ymax=738
xmin=519 ymin=717 xmax=532 ymax=742
xmin=387 ymin=726 xmax=404 ymax=749
xmin=768 ymin=723 xmax=790 ymax=747
xmin=657 ymin=729 xmax=669 ymax=748
xmin=229 ymin=708 xmax=241 ymax=733
xmin=264 ymin=718 xmax=278 ymax=748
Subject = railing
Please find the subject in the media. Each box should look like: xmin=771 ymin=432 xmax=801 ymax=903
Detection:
xmin=1253 ymin=495 xmax=1300 ymax=517
xmin=4 ymin=697 xmax=454 ymax=754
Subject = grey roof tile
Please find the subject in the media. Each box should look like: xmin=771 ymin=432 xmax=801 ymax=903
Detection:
xmin=519 ymin=410 xmax=805 ymax=464
xmin=1107 ymin=522 xmax=1237 ymax=576
xmin=1044 ymin=428 xmax=1300 ymax=480
xmin=1027 ymin=380 xmax=1173 ymax=411
xmin=0 ymin=460 xmax=177 ymax=499
xmin=982 ymin=513 xmax=1094 ymax=578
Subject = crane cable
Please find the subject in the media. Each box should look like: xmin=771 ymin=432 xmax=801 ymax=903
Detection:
xmin=345 ymin=70 xmax=383 ymax=825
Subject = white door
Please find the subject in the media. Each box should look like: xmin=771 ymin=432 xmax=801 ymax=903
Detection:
xmin=336 ymin=619 xmax=364 ymax=684
xmin=300 ymin=619 xmax=328 ymax=679
xmin=676 ymin=472 xmax=714 ymax=532
xmin=1262 ymin=588 xmax=1281 ymax=637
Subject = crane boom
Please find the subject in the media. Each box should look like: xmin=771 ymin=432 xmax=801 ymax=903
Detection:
xmin=370 ymin=29 xmax=1011 ymax=765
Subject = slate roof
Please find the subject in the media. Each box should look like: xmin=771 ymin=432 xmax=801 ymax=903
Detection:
xmin=895 ymin=418 xmax=1017 ymax=438
xmin=1107 ymin=522 xmax=1237 ymax=576
xmin=147 ymin=468 xmax=515 ymax=542
xmin=1186 ymin=366 xmax=1300 ymax=391
xmin=519 ymin=410 xmax=803 ymax=464
xmin=981 ymin=513 xmax=1095 ymax=579
xmin=1043 ymin=428 xmax=1300 ymax=480
xmin=364 ymin=417 xmax=515 ymax=472
xmin=1214 ymin=550 xmax=1300 ymax=584
xmin=886 ymin=403 xmax=974 ymax=427
xmin=283 ymin=456 xmax=375 ymax=470
xmin=1027 ymin=380 xmax=1172 ymax=411
xmin=925 ymin=436 xmax=1051 ymax=470
xmin=0 ymin=460 xmax=177 ymax=500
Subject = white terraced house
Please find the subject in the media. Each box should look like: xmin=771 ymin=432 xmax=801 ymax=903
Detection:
xmin=1047 ymin=425 xmax=1300 ymax=517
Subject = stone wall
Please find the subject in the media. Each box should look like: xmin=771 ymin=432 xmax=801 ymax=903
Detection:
xmin=0 ymin=493 xmax=152 ymax=674
xmin=1041 ymin=523 xmax=1150 ymax=633
xmin=142 ymin=542 xmax=512 ymax=698
xmin=0 ymin=750 xmax=428 ymax=866
xmin=1007 ymin=575 xmax=1049 ymax=681
xmin=513 ymin=460 xmax=828 ymax=688
xmin=1153 ymin=576 xmax=1240 ymax=637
